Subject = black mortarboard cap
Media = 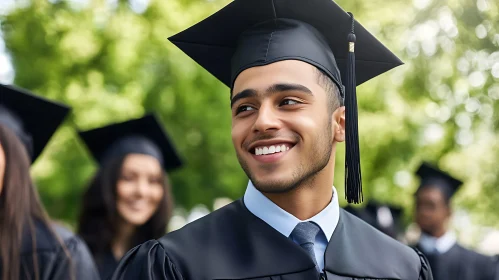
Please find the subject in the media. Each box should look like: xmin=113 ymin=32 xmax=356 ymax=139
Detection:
xmin=79 ymin=114 xmax=183 ymax=171
xmin=0 ymin=84 xmax=70 ymax=163
xmin=346 ymin=201 xmax=403 ymax=238
xmin=169 ymin=0 xmax=403 ymax=203
xmin=415 ymin=162 xmax=463 ymax=201
xmin=365 ymin=202 xmax=403 ymax=237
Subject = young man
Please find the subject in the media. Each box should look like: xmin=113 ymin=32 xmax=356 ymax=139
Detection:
xmin=414 ymin=162 xmax=497 ymax=280
xmin=111 ymin=0 xmax=433 ymax=279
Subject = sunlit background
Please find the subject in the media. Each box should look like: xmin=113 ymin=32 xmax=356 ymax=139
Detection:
xmin=0 ymin=0 xmax=498 ymax=254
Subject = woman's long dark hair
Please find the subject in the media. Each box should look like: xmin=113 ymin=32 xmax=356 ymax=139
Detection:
xmin=77 ymin=154 xmax=173 ymax=261
xmin=0 ymin=124 xmax=68 ymax=280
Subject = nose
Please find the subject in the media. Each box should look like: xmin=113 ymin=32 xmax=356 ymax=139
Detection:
xmin=252 ymin=102 xmax=281 ymax=133
xmin=135 ymin=178 xmax=149 ymax=197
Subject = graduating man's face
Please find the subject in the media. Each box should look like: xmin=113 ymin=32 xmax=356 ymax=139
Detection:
xmin=415 ymin=186 xmax=451 ymax=236
xmin=231 ymin=60 xmax=345 ymax=193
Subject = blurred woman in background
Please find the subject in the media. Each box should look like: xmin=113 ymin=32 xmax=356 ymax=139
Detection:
xmin=0 ymin=84 xmax=99 ymax=280
xmin=77 ymin=114 xmax=182 ymax=280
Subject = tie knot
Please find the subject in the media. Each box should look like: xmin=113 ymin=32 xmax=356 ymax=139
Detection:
xmin=290 ymin=222 xmax=321 ymax=246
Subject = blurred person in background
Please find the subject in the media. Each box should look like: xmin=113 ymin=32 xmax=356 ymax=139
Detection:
xmin=344 ymin=201 xmax=404 ymax=240
xmin=77 ymin=114 xmax=182 ymax=280
xmin=0 ymin=84 xmax=100 ymax=280
xmin=413 ymin=161 xmax=497 ymax=280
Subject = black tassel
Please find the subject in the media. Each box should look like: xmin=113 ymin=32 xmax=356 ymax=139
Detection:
xmin=344 ymin=12 xmax=363 ymax=204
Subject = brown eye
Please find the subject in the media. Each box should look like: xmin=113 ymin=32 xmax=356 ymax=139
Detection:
xmin=236 ymin=105 xmax=255 ymax=115
xmin=120 ymin=174 xmax=134 ymax=181
xmin=280 ymin=99 xmax=300 ymax=106
xmin=149 ymin=177 xmax=163 ymax=185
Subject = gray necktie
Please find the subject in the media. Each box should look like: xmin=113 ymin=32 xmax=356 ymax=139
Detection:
xmin=290 ymin=221 xmax=320 ymax=271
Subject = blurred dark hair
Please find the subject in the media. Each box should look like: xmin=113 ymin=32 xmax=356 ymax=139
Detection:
xmin=415 ymin=181 xmax=453 ymax=206
xmin=77 ymin=154 xmax=173 ymax=260
xmin=0 ymin=124 xmax=70 ymax=280
xmin=314 ymin=67 xmax=343 ymax=112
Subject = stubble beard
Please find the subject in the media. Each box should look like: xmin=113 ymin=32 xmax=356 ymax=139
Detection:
xmin=236 ymin=119 xmax=333 ymax=194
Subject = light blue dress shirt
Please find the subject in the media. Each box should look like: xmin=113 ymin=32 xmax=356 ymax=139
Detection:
xmin=419 ymin=231 xmax=456 ymax=254
xmin=243 ymin=181 xmax=340 ymax=271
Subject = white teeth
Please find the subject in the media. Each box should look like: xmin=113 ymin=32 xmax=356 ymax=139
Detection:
xmin=254 ymin=144 xmax=291 ymax=155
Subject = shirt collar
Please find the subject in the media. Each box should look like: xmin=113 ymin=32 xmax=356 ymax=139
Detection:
xmin=419 ymin=231 xmax=457 ymax=254
xmin=243 ymin=180 xmax=339 ymax=241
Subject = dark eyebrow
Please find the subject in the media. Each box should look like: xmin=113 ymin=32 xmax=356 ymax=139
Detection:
xmin=230 ymin=83 xmax=313 ymax=108
xmin=231 ymin=89 xmax=257 ymax=108
xmin=267 ymin=83 xmax=313 ymax=95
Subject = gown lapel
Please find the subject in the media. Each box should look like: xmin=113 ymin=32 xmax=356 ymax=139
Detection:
xmin=181 ymin=200 xmax=320 ymax=279
xmin=325 ymin=210 xmax=421 ymax=280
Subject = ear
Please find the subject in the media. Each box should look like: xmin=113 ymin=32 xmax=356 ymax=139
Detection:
xmin=332 ymin=106 xmax=346 ymax=142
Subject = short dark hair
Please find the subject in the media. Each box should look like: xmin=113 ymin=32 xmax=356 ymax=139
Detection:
xmin=314 ymin=68 xmax=343 ymax=113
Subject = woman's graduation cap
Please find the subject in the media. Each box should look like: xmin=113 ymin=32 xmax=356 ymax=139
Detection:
xmin=78 ymin=114 xmax=183 ymax=171
xmin=0 ymin=84 xmax=71 ymax=163
xmin=168 ymin=0 xmax=403 ymax=203
xmin=415 ymin=162 xmax=463 ymax=202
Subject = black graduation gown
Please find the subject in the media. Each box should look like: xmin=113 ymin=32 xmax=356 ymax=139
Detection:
xmin=415 ymin=243 xmax=497 ymax=280
xmin=112 ymin=200 xmax=432 ymax=280
xmin=95 ymin=250 xmax=120 ymax=280
xmin=15 ymin=221 xmax=100 ymax=280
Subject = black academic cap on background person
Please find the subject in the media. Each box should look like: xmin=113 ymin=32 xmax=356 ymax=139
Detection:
xmin=365 ymin=201 xmax=404 ymax=237
xmin=0 ymin=84 xmax=71 ymax=163
xmin=415 ymin=161 xmax=463 ymax=203
xmin=78 ymin=114 xmax=183 ymax=171
xmin=168 ymin=0 xmax=403 ymax=203
xmin=345 ymin=201 xmax=404 ymax=238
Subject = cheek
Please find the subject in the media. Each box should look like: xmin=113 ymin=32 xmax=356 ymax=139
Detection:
xmin=285 ymin=114 xmax=322 ymax=140
xmin=116 ymin=181 xmax=134 ymax=202
xmin=150 ymin=186 xmax=164 ymax=203
xmin=437 ymin=209 xmax=449 ymax=219
xmin=231 ymin=120 xmax=250 ymax=147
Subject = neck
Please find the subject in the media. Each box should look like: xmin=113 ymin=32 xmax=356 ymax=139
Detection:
xmin=263 ymin=155 xmax=336 ymax=221
xmin=430 ymin=228 xmax=447 ymax=238
xmin=111 ymin=221 xmax=136 ymax=260
xmin=423 ymin=225 xmax=447 ymax=239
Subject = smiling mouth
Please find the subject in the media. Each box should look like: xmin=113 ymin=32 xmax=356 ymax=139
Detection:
xmin=251 ymin=143 xmax=294 ymax=155
xmin=127 ymin=201 xmax=150 ymax=211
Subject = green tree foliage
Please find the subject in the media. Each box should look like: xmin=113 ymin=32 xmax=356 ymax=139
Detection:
xmin=1 ymin=0 xmax=498 ymax=232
